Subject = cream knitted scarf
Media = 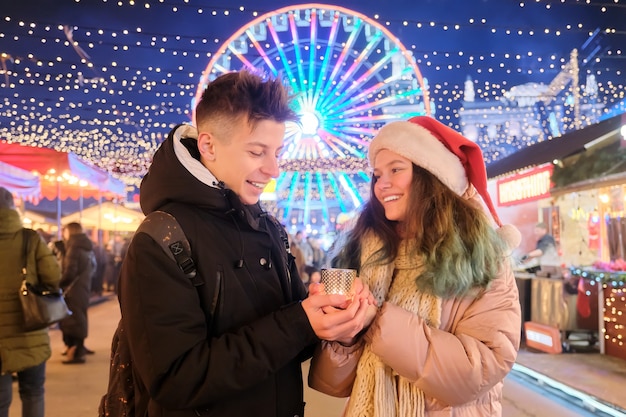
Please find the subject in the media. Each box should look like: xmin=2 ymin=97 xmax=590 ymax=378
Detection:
xmin=344 ymin=234 xmax=442 ymax=417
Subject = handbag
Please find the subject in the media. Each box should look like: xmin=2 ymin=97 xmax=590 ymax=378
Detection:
xmin=19 ymin=229 xmax=72 ymax=331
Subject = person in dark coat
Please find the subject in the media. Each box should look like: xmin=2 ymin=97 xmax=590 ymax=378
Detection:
xmin=91 ymin=237 xmax=107 ymax=297
xmin=0 ymin=187 xmax=61 ymax=417
xmin=58 ymin=222 xmax=96 ymax=364
xmin=100 ymin=70 xmax=375 ymax=417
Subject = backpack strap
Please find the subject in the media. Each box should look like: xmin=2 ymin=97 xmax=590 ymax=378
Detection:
xmin=99 ymin=211 xmax=208 ymax=417
xmin=265 ymin=214 xmax=290 ymax=253
xmin=21 ymin=228 xmax=29 ymax=280
xmin=135 ymin=211 xmax=203 ymax=287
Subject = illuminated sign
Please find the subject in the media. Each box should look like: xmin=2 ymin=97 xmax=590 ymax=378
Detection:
xmin=497 ymin=165 xmax=553 ymax=206
xmin=524 ymin=321 xmax=562 ymax=354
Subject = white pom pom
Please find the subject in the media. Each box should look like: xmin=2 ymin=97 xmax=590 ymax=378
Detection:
xmin=497 ymin=224 xmax=521 ymax=252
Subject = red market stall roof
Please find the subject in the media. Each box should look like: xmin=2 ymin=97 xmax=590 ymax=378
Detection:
xmin=0 ymin=160 xmax=41 ymax=203
xmin=0 ymin=142 xmax=126 ymax=200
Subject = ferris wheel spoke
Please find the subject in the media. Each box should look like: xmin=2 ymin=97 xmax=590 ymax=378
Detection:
xmin=307 ymin=10 xmax=318 ymax=96
xmin=245 ymin=29 xmax=279 ymax=77
xmin=325 ymin=172 xmax=347 ymax=213
xmin=337 ymin=87 xmax=426 ymax=118
xmin=318 ymin=128 xmax=367 ymax=158
xmin=323 ymin=47 xmax=401 ymax=112
xmin=337 ymin=173 xmax=364 ymax=208
xmin=325 ymin=67 xmax=416 ymax=116
xmin=211 ymin=63 xmax=230 ymax=76
xmin=282 ymin=172 xmax=300 ymax=222
xmin=226 ymin=44 xmax=257 ymax=72
xmin=316 ymin=133 xmax=352 ymax=158
xmin=315 ymin=171 xmax=330 ymax=225
xmin=326 ymin=114 xmax=408 ymax=126
xmin=357 ymin=171 xmax=371 ymax=182
xmin=288 ymin=13 xmax=308 ymax=96
xmin=329 ymin=125 xmax=378 ymax=138
xmin=318 ymin=29 xmax=384 ymax=110
xmin=315 ymin=17 xmax=364 ymax=106
xmin=265 ymin=19 xmax=300 ymax=93
xmin=321 ymin=126 xmax=371 ymax=149
xmin=312 ymin=12 xmax=341 ymax=107
xmin=303 ymin=172 xmax=312 ymax=225
xmin=327 ymin=49 xmax=400 ymax=112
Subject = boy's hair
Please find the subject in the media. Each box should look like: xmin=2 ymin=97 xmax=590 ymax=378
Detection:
xmin=194 ymin=70 xmax=299 ymax=139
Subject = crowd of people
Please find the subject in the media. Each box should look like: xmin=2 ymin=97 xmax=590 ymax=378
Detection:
xmin=289 ymin=230 xmax=327 ymax=289
xmin=2 ymin=69 xmax=522 ymax=417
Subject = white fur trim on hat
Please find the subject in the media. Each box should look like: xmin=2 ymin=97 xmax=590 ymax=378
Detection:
xmin=368 ymin=121 xmax=469 ymax=196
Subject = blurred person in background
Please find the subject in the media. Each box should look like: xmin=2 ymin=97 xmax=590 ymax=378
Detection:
xmin=307 ymin=236 xmax=326 ymax=270
xmin=48 ymin=236 xmax=65 ymax=266
xmin=0 ymin=187 xmax=61 ymax=417
xmin=520 ymin=222 xmax=561 ymax=277
xmin=58 ymin=222 xmax=96 ymax=364
xmin=296 ymin=230 xmax=314 ymax=267
xmin=104 ymin=235 xmax=125 ymax=294
xmin=302 ymin=265 xmax=321 ymax=292
xmin=91 ymin=231 xmax=108 ymax=297
xmin=288 ymin=233 xmax=307 ymax=286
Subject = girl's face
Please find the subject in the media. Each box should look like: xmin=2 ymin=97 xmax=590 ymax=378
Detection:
xmin=373 ymin=149 xmax=414 ymax=223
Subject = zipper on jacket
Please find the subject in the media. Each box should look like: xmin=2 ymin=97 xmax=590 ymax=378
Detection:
xmin=207 ymin=266 xmax=223 ymax=336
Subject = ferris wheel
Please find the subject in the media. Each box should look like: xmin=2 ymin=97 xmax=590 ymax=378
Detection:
xmin=194 ymin=3 xmax=431 ymax=233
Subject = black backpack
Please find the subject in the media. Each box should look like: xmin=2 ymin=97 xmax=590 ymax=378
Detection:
xmin=98 ymin=211 xmax=200 ymax=417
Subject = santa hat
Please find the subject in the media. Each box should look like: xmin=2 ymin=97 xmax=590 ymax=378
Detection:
xmin=368 ymin=116 xmax=521 ymax=249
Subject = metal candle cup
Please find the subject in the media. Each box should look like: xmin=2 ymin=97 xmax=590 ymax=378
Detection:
xmin=320 ymin=268 xmax=357 ymax=296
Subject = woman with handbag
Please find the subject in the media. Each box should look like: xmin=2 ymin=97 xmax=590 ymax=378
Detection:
xmin=0 ymin=187 xmax=62 ymax=417
xmin=58 ymin=222 xmax=96 ymax=365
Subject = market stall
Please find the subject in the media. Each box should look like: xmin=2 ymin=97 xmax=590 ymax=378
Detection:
xmin=0 ymin=160 xmax=41 ymax=202
xmin=0 ymin=142 xmax=125 ymax=200
xmin=61 ymin=201 xmax=144 ymax=233
xmin=0 ymin=142 xmax=127 ymax=237
xmin=486 ymin=113 xmax=626 ymax=358
xmin=515 ymin=270 xmax=601 ymax=353
xmin=569 ymin=265 xmax=626 ymax=361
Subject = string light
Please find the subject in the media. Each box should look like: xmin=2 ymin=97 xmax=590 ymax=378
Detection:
xmin=569 ymin=266 xmax=626 ymax=359
xmin=0 ymin=1 xmax=624 ymax=193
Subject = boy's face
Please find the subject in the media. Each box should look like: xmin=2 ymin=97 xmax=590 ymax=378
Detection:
xmin=198 ymin=119 xmax=286 ymax=205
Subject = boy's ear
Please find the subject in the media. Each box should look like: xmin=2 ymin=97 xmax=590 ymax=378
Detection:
xmin=197 ymin=132 xmax=216 ymax=161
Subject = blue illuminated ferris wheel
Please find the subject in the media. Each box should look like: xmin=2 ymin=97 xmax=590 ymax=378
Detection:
xmin=195 ymin=3 xmax=431 ymax=233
